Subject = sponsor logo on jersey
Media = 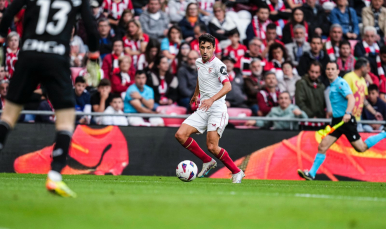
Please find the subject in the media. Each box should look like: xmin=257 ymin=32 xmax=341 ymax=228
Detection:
xmin=208 ymin=68 xmax=212 ymax=73
xmin=220 ymin=66 xmax=228 ymax=75
xmin=22 ymin=39 xmax=66 ymax=55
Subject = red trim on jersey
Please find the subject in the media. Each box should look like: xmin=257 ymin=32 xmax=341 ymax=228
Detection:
xmin=222 ymin=79 xmax=230 ymax=84
xmin=203 ymin=55 xmax=215 ymax=64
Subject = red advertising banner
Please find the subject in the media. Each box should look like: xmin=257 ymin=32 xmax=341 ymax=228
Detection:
xmin=211 ymin=131 xmax=386 ymax=182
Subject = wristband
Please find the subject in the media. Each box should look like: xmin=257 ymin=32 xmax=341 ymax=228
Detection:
xmin=345 ymin=112 xmax=352 ymax=115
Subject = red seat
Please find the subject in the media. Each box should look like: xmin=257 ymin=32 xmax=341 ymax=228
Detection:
xmin=227 ymin=108 xmax=252 ymax=126
xmin=70 ymin=67 xmax=83 ymax=84
xmin=349 ymin=40 xmax=358 ymax=54
xmin=156 ymin=106 xmax=187 ymax=127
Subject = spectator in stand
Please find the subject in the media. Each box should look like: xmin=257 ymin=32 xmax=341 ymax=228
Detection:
xmin=354 ymin=26 xmax=383 ymax=78
xmin=111 ymin=56 xmax=134 ymax=95
xmin=102 ymin=39 xmax=133 ymax=81
xmin=0 ymin=79 xmax=8 ymax=109
xmin=362 ymin=0 xmax=386 ymax=42
xmin=176 ymin=42 xmax=191 ymax=70
xmin=222 ymin=56 xmax=247 ymax=108
xmin=362 ymin=84 xmax=386 ymax=132
xmin=343 ymin=58 xmax=383 ymax=124
xmin=137 ymin=38 xmax=161 ymax=72
xmin=98 ymin=18 xmax=113 ymax=59
xmin=0 ymin=67 xmax=8 ymax=81
xmin=78 ymin=1 xmax=106 ymax=45
xmin=245 ymin=59 xmax=265 ymax=115
xmin=330 ymin=0 xmax=359 ymax=40
xmin=178 ymin=2 xmax=207 ymax=42
xmin=91 ymin=79 xmax=114 ymax=112
xmin=197 ymin=0 xmax=215 ymax=24
xmin=99 ymin=95 xmax=129 ymax=126
xmin=282 ymin=8 xmax=309 ymax=45
xmin=133 ymin=0 xmax=147 ymax=16
xmin=78 ymin=56 xmax=105 ymax=89
xmin=223 ymin=29 xmax=247 ymax=69
xmin=177 ymin=50 xmax=198 ymax=110
xmin=190 ymin=24 xmax=222 ymax=59
xmin=297 ymin=36 xmax=330 ymax=86
xmin=266 ymin=0 xmax=292 ymax=28
xmin=246 ymin=7 xmax=273 ymax=44
xmin=261 ymin=23 xmax=284 ymax=58
xmin=337 ymin=40 xmax=356 ymax=76
xmin=268 ymin=43 xmax=291 ymax=81
xmin=208 ymin=2 xmax=237 ymax=49
xmin=240 ymin=38 xmax=272 ymax=77
xmin=257 ymin=72 xmax=280 ymax=116
xmin=285 ymin=24 xmax=310 ymax=66
xmin=139 ymin=0 xmax=169 ymax=42
xmin=246 ymin=91 xmax=307 ymax=130
xmin=147 ymin=56 xmax=179 ymax=108
xmin=103 ymin=0 xmax=133 ymax=32
xmin=115 ymin=9 xmax=134 ymax=40
xmin=168 ymin=0 xmax=191 ymax=24
xmin=0 ymin=0 xmax=7 ymax=13
xmin=123 ymin=19 xmax=149 ymax=67
xmin=124 ymin=70 xmax=164 ymax=126
xmin=278 ymin=61 xmax=301 ymax=98
xmin=70 ymin=26 xmax=86 ymax=67
xmin=161 ymin=25 xmax=182 ymax=74
xmin=295 ymin=61 xmax=326 ymax=120
xmin=379 ymin=46 xmax=386 ymax=102
xmin=5 ymin=32 xmax=19 ymax=78
xmin=324 ymin=24 xmax=343 ymax=61
xmin=301 ymin=0 xmax=330 ymax=37
xmin=74 ymin=77 xmax=91 ymax=124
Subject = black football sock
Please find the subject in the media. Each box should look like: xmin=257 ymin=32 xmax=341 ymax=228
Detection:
xmin=0 ymin=120 xmax=11 ymax=151
xmin=51 ymin=130 xmax=72 ymax=173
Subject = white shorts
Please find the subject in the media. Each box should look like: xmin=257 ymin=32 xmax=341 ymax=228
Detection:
xmin=183 ymin=105 xmax=229 ymax=138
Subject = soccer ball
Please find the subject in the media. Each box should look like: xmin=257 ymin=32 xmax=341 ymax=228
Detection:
xmin=176 ymin=160 xmax=198 ymax=182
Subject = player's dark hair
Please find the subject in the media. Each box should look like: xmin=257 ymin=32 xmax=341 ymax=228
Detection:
xmin=167 ymin=25 xmax=182 ymax=41
xmin=135 ymin=70 xmax=146 ymax=76
xmin=309 ymin=61 xmax=322 ymax=71
xmin=380 ymin=45 xmax=386 ymax=55
xmin=339 ymin=40 xmax=351 ymax=49
xmin=145 ymin=38 xmax=160 ymax=63
xmin=368 ymin=84 xmax=379 ymax=92
xmin=263 ymin=71 xmax=276 ymax=80
xmin=198 ymin=33 xmax=215 ymax=48
xmin=98 ymin=78 xmax=111 ymax=87
xmin=195 ymin=23 xmax=207 ymax=34
xmin=228 ymin=28 xmax=240 ymax=37
xmin=266 ymin=23 xmax=277 ymax=31
xmin=310 ymin=35 xmax=322 ymax=43
xmin=75 ymin=76 xmax=86 ymax=84
xmin=354 ymin=57 xmax=369 ymax=70
xmin=268 ymin=43 xmax=288 ymax=62
xmin=326 ymin=61 xmax=338 ymax=69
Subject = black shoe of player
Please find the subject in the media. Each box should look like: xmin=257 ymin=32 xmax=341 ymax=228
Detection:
xmin=297 ymin=169 xmax=314 ymax=181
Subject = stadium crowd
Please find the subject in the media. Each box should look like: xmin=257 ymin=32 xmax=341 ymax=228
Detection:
xmin=0 ymin=0 xmax=386 ymax=130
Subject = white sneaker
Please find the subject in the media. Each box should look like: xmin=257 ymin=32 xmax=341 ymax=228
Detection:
xmin=231 ymin=170 xmax=245 ymax=183
xmin=198 ymin=159 xmax=217 ymax=178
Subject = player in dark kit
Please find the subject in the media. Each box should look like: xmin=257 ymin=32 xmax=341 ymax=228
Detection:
xmin=0 ymin=0 xmax=100 ymax=197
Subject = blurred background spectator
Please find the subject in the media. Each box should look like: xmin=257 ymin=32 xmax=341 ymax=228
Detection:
xmin=139 ymin=0 xmax=169 ymax=42
xmin=257 ymin=72 xmax=280 ymax=116
xmin=208 ymin=2 xmax=237 ymax=49
xmin=123 ymin=19 xmax=149 ymax=67
xmin=91 ymin=79 xmax=114 ymax=112
xmin=285 ymin=24 xmax=310 ymax=67
xmin=177 ymin=50 xmax=198 ymax=111
xmin=111 ymin=56 xmax=134 ymax=95
xmin=362 ymin=84 xmax=386 ymax=132
xmin=278 ymin=61 xmax=301 ymax=98
xmin=99 ymin=95 xmax=129 ymax=126
xmin=5 ymin=32 xmax=19 ymax=78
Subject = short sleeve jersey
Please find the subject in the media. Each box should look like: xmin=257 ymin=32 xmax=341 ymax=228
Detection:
xmin=196 ymin=56 xmax=229 ymax=105
xmin=343 ymin=71 xmax=368 ymax=120
xmin=329 ymin=76 xmax=353 ymax=118
xmin=124 ymin=84 xmax=154 ymax=113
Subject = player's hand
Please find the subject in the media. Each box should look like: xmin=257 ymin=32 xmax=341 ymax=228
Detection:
xmin=199 ymin=98 xmax=214 ymax=112
xmin=190 ymin=94 xmax=199 ymax=107
xmin=375 ymin=112 xmax=383 ymax=120
xmin=342 ymin=114 xmax=351 ymax=123
xmin=292 ymin=109 xmax=302 ymax=116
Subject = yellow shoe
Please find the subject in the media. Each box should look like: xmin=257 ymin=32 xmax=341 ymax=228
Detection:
xmin=46 ymin=178 xmax=77 ymax=198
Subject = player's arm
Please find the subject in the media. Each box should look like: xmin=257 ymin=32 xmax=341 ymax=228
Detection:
xmin=343 ymin=94 xmax=355 ymax=122
xmin=80 ymin=0 xmax=100 ymax=57
xmin=364 ymin=100 xmax=383 ymax=120
xmin=0 ymin=0 xmax=25 ymax=39
xmin=199 ymin=81 xmax=231 ymax=112
xmin=190 ymin=78 xmax=200 ymax=106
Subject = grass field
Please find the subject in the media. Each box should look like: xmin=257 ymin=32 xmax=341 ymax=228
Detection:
xmin=1 ymin=174 xmax=386 ymax=229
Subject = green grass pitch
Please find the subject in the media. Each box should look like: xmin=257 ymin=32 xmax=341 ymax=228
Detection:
xmin=0 ymin=174 xmax=386 ymax=229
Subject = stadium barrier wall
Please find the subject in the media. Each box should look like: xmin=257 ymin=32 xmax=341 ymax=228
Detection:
xmin=1 ymin=124 xmax=385 ymax=181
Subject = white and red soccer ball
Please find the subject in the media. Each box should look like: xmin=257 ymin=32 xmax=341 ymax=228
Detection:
xmin=176 ymin=160 xmax=198 ymax=182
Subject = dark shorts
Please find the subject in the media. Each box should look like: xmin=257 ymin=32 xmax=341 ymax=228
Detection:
xmin=7 ymin=52 xmax=75 ymax=110
xmin=328 ymin=115 xmax=361 ymax=142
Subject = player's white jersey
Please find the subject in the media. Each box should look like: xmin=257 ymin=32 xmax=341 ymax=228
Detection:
xmin=196 ymin=56 xmax=229 ymax=106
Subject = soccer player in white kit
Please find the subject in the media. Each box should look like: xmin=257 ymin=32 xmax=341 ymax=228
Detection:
xmin=175 ymin=34 xmax=245 ymax=183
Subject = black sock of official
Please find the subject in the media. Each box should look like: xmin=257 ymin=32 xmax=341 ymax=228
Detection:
xmin=51 ymin=130 xmax=72 ymax=173
xmin=0 ymin=121 xmax=11 ymax=151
